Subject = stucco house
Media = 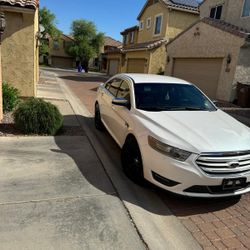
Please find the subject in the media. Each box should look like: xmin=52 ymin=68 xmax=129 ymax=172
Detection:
xmin=89 ymin=36 xmax=122 ymax=73
xmin=165 ymin=0 xmax=250 ymax=102
xmin=47 ymin=34 xmax=76 ymax=69
xmin=0 ymin=0 xmax=39 ymax=97
xmin=107 ymin=0 xmax=199 ymax=75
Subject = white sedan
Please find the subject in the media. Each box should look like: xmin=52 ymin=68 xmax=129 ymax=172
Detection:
xmin=95 ymin=74 xmax=250 ymax=197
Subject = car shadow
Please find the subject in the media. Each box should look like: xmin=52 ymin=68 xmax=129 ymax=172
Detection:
xmin=59 ymin=75 xmax=109 ymax=83
xmin=53 ymin=114 xmax=242 ymax=217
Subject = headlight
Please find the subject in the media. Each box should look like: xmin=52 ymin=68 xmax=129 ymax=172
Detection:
xmin=148 ymin=136 xmax=191 ymax=162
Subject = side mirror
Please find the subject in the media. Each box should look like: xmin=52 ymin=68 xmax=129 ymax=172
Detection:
xmin=112 ymin=98 xmax=130 ymax=109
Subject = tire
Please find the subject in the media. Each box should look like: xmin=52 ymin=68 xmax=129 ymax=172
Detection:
xmin=121 ymin=136 xmax=145 ymax=185
xmin=94 ymin=103 xmax=104 ymax=131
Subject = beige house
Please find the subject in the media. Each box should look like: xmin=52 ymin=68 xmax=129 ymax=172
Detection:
xmin=165 ymin=0 xmax=250 ymax=102
xmin=107 ymin=0 xmax=199 ymax=75
xmin=89 ymin=36 xmax=122 ymax=72
xmin=1 ymin=0 xmax=39 ymax=97
xmin=48 ymin=34 xmax=75 ymax=69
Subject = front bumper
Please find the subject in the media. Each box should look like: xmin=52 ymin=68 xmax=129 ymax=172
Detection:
xmin=142 ymin=146 xmax=250 ymax=198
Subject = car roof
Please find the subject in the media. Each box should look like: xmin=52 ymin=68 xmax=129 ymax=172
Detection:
xmin=116 ymin=73 xmax=192 ymax=85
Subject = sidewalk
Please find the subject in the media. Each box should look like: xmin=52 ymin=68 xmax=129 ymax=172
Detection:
xmin=0 ymin=70 xmax=145 ymax=250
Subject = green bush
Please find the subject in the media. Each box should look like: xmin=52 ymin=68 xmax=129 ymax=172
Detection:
xmin=3 ymin=81 xmax=20 ymax=113
xmin=14 ymin=98 xmax=63 ymax=135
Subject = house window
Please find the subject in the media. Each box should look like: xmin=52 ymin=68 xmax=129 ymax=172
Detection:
xmin=130 ymin=32 xmax=135 ymax=43
xmin=53 ymin=40 xmax=60 ymax=50
xmin=146 ymin=17 xmax=151 ymax=29
xmin=210 ymin=5 xmax=223 ymax=19
xmin=123 ymin=34 xmax=128 ymax=44
xmin=154 ymin=14 xmax=162 ymax=35
xmin=139 ymin=21 xmax=144 ymax=31
xmin=242 ymin=0 xmax=250 ymax=17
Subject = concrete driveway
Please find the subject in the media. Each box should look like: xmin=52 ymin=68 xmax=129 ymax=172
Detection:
xmin=0 ymin=136 xmax=145 ymax=250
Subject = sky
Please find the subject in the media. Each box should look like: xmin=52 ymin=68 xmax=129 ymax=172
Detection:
xmin=40 ymin=0 xmax=146 ymax=41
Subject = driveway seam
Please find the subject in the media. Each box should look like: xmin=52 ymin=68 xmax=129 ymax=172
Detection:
xmin=0 ymin=193 xmax=118 ymax=206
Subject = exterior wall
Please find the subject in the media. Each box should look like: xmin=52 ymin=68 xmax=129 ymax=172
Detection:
xmin=123 ymin=29 xmax=139 ymax=47
xmin=1 ymin=7 xmax=37 ymax=97
xmin=234 ymin=45 xmax=250 ymax=97
xmin=226 ymin=0 xmax=250 ymax=31
xmin=148 ymin=45 xmax=166 ymax=74
xmin=124 ymin=50 xmax=150 ymax=73
xmin=200 ymin=0 xmax=250 ymax=30
xmin=138 ymin=1 xmax=169 ymax=43
xmin=34 ymin=8 xmax=39 ymax=95
xmin=165 ymin=21 xmax=245 ymax=101
xmin=167 ymin=9 xmax=199 ymax=40
xmin=200 ymin=0 xmax=229 ymax=20
xmin=49 ymin=35 xmax=74 ymax=58
xmin=49 ymin=35 xmax=75 ymax=68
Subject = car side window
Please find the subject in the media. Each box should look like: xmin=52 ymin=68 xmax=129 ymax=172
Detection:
xmin=117 ymin=81 xmax=131 ymax=102
xmin=105 ymin=79 xmax=122 ymax=96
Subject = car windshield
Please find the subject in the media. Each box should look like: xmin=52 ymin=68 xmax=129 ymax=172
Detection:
xmin=134 ymin=83 xmax=217 ymax=112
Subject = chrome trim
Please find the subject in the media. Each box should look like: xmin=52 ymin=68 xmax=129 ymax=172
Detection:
xmin=196 ymin=151 xmax=250 ymax=175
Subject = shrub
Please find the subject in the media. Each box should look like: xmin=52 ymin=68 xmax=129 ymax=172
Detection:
xmin=2 ymin=81 xmax=20 ymax=113
xmin=14 ymin=98 xmax=63 ymax=135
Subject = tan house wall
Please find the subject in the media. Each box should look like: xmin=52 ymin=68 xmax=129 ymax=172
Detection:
xmin=165 ymin=21 xmax=245 ymax=101
xmin=149 ymin=45 xmax=166 ymax=74
xmin=167 ymin=9 xmax=199 ymax=40
xmin=49 ymin=35 xmax=73 ymax=58
xmin=200 ymin=0 xmax=250 ymax=30
xmin=138 ymin=1 xmax=169 ymax=43
xmin=1 ymin=7 xmax=38 ymax=97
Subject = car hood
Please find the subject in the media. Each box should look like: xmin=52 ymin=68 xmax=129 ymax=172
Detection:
xmin=136 ymin=109 xmax=250 ymax=153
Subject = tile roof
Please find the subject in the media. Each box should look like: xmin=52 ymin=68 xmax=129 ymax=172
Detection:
xmin=104 ymin=36 xmax=122 ymax=47
xmin=0 ymin=0 xmax=39 ymax=9
xmin=121 ymin=26 xmax=139 ymax=35
xmin=123 ymin=39 xmax=167 ymax=51
xmin=137 ymin=0 xmax=199 ymax=19
xmin=202 ymin=17 xmax=250 ymax=39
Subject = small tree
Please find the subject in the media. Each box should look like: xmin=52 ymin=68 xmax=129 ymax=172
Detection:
xmin=39 ymin=7 xmax=61 ymax=58
xmin=67 ymin=19 xmax=104 ymax=72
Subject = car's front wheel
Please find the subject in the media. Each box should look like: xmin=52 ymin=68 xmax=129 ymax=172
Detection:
xmin=121 ymin=136 xmax=144 ymax=185
xmin=94 ymin=103 xmax=104 ymax=131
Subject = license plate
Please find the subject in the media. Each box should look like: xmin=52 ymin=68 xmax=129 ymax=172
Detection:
xmin=222 ymin=178 xmax=247 ymax=190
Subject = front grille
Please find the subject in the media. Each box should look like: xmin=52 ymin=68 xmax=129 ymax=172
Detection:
xmin=196 ymin=151 xmax=250 ymax=176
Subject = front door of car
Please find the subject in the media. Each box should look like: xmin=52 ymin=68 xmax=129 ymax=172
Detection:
xmin=110 ymin=80 xmax=132 ymax=146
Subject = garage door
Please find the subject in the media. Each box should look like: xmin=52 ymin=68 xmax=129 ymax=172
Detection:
xmin=173 ymin=58 xmax=223 ymax=99
xmin=127 ymin=59 xmax=146 ymax=73
xmin=52 ymin=56 xmax=74 ymax=69
xmin=109 ymin=60 xmax=119 ymax=75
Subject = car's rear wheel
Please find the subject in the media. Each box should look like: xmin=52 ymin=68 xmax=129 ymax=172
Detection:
xmin=121 ymin=136 xmax=144 ymax=185
xmin=95 ymin=103 xmax=104 ymax=131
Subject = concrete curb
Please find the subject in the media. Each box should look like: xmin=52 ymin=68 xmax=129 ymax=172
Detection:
xmin=56 ymin=73 xmax=202 ymax=250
